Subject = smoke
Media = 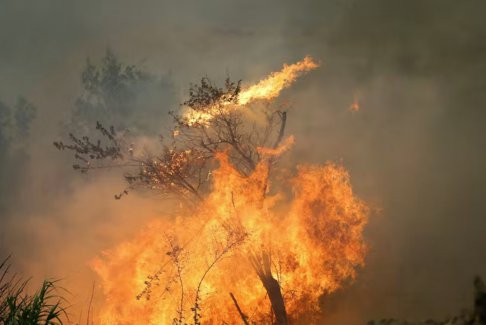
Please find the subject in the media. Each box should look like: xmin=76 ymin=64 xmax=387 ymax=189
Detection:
xmin=282 ymin=0 xmax=486 ymax=323
xmin=1 ymin=0 xmax=485 ymax=323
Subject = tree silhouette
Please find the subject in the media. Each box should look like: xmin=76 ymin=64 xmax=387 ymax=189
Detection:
xmin=0 ymin=96 xmax=37 ymax=213
xmin=70 ymin=49 xmax=175 ymax=135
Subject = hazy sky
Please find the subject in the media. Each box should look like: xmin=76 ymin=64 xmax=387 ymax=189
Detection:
xmin=1 ymin=0 xmax=485 ymax=323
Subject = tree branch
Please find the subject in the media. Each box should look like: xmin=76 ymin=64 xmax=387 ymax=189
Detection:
xmin=229 ymin=293 xmax=250 ymax=325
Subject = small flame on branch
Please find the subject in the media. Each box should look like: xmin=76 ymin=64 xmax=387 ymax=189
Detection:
xmin=184 ymin=56 xmax=319 ymax=126
xmin=238 ymin=56 xmax=319 ymax=105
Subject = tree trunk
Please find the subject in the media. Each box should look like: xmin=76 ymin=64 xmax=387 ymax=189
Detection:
xmin=251 ymin=112 xmax=289 ymax=324
xmin=261 ymin=273 xmax=287 ymax=324
xmin=250 ymin=251 xmax=288 ymax=325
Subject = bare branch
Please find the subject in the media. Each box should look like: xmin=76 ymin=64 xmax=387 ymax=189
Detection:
xmin=229 ymin=292 xmax=250 ymax=325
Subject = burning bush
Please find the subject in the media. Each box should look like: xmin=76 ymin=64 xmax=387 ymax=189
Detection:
xmin=55 ymin=57 xmax=369 ymax=324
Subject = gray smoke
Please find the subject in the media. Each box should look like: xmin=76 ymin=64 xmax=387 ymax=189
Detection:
xmin=0 ymin=0 xmax=485 ymax=323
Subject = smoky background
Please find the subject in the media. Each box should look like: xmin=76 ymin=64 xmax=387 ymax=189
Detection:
xmin=0 ymin=0 xmax=485 ymax=323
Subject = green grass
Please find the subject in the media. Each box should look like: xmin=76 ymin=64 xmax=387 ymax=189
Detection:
xmin=0 ymin=256 xmax=67 ymax=325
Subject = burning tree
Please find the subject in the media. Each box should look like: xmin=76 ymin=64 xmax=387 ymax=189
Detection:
xmin=55 ymin=57 xmax=369 ymax=324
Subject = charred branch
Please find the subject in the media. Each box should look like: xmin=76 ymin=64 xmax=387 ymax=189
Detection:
xmin=229 ymin=293 xmax=250 ymax=325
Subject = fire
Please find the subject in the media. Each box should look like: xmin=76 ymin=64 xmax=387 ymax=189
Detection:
xmin=350 ymin=94 xmax=360 ymax=112
xmin=238 ymin=56 xmax=319 ymax=105
xmin=92 ymin=156 xmax=368 ymax=324
xmin=183 ymin=56 xmax=319 ymax=126
xmin=92 ymin=57 xmax=369 ymax=324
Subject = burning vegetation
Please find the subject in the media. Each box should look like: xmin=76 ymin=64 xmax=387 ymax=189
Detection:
xmin=55 ymin=57 xmax=369 ymax=324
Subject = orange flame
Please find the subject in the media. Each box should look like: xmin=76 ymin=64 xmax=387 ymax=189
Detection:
xmin=184 ymin=56 xmax=319 ymax=126
xmin=257 ymin=135 xmax=295 ymax=157
xmin=350 ymin=94 xmax=360 ymax=112
xmin=92 ymin=58 xmax=369 ymax=324
xmin=92 ymin=155 xmax=368 ymax=324
xmin=238 ymin=56 xmax=319 ymax=105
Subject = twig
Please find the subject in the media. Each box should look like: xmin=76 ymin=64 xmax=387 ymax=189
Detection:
xmin=86 ymin=281 xmax=95 ymax=325
xmin=229 ymin=292 xmax=250 ymax=325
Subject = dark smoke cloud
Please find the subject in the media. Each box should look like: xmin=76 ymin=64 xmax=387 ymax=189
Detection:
xmin=0 ymin=0 xmax=485 ymax=323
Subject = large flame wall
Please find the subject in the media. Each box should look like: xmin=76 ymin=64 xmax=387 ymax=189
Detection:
xmin=92 ymin=151 xmax=368 ymax=324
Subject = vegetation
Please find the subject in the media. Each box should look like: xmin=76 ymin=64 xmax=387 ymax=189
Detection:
xmin=0 ymin=257 xmax=67 ymax=325
xmin=0 ymin=96 xmax=37 ymax=214
xmin=52 ymin=51 xmax=486 ymax=324
xmin=55 ymin=56 xmax=291 ymax=323
xmin=69 ymin=49 xmax=175 ymax=135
